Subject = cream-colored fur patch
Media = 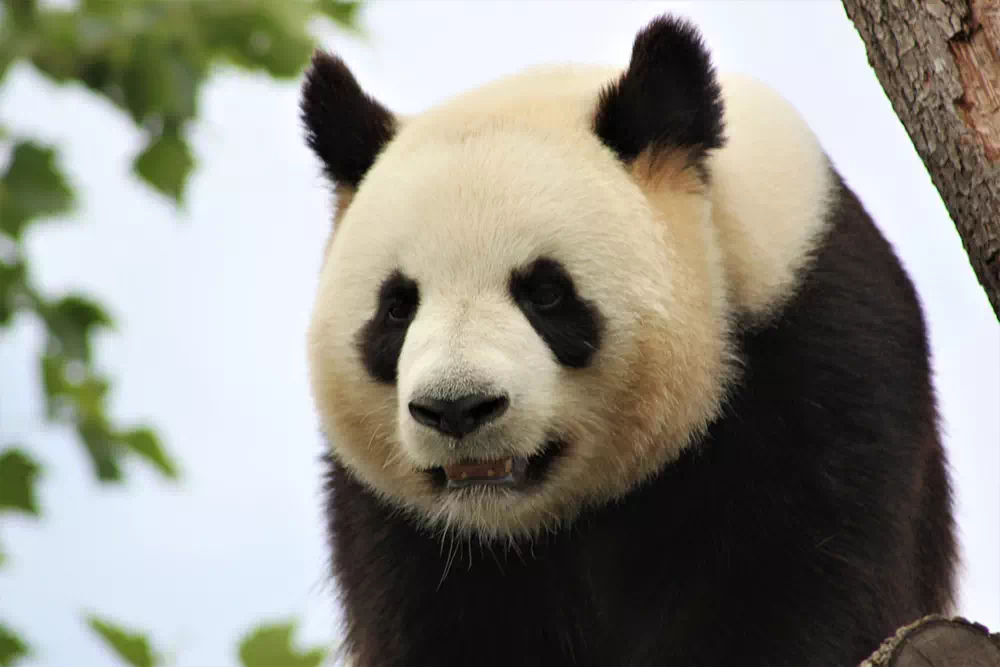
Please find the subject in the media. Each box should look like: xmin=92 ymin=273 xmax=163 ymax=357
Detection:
xmin=307 ymin=64 xmax=832 ymax=541
xmin=321 ymin=183 xmax=354 ymax=259
xmin=708 ymin=73 xmax=834 ymax=318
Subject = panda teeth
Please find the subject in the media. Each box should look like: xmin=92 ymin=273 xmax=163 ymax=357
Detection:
xmin=443 ymin=457 xmax=525 ymax=488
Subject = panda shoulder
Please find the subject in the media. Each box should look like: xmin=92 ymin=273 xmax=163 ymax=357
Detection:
xmin=707 ymin=73 xmax=837 ymax=319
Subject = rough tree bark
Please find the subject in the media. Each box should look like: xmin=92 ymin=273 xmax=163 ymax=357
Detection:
xmin=842 ymin=0 xmax=1000 ymax=321
xmin=861 ymin=615 xmax=1000 ymax=666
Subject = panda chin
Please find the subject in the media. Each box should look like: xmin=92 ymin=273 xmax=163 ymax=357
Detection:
xmin=427 ymin=440 xmax=564 ymax=491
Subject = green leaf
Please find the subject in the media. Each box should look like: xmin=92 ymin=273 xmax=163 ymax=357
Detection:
xmin=40 ymin=353 xmax=174 ymax=483
xmin=78 ymin=418 xmax=124 ymax=483
xmin=192 ymin=2 xmax=315 ymax=78
xmin=28 ymin=11 xmax=106 ymax=85
xmin=238 ymin=620 xmax=328 ymax=667
xmin=74 ymin=376 xmax=112 ymax=422
xmin=0 ymin=40 xmax=14 ymax=86
xmin=40 ymin=353 xmax=70 ymax=419
xmin=120 ymin=427 xmax=179 ymax=480
xmin=0 ymin=142 xmax=75 ymax=239
xmin=318 ymin=1 xmax=364 ymax=30
xmin=41 ymin=351 xmax=111 ymax=420
xmin=40 ymin=353 xmax=106 ymax=422
xmin=0 ymin=448 xmax=42 ymax=516
xmin=0 ymin=259 xmax=28 ymax=327
xmin=80 ymin=0 xmax=130 ymax=17
xmin=132 ymin=126 xmax=194 ymax=204
xmin=2 ymin=0 xmax=38 ymax=29
xmin=86 ymin=616 xmax=158 ymax=667
xmin=0 ymin=622 xmax=30 ymax=667
xmin=43 ymin=294 xmax=114 ymax=363
xmin=122 ymin=37 xmax=200 ymax=127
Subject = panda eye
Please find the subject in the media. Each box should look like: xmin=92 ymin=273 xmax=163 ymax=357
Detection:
xmin=386 ymin=298 xmax=416 ymax=322
xmin=528 ymin=283 xmax=564 ymax=310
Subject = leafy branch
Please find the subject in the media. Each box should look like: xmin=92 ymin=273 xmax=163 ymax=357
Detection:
xmin=0 ymin=0 xmax=364 ymax=664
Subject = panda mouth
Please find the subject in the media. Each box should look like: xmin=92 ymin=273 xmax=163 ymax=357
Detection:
xmin=428 ymin=440 xmax=564 ymax=490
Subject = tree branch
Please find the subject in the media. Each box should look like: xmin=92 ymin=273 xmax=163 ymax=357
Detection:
xmin=842 ymin=0 xmax=1000 ymax=321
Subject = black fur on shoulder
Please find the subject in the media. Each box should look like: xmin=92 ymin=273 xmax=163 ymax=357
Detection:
xmin=300 ymin=51 xmax=396 ymax=188
xmin=594 ymin=15 xmax=725 ymax=178
xmin=321 ymin=172 xmax=957 ymax=667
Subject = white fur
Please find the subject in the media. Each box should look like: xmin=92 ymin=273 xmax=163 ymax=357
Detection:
xmin=708 ymin=73 xmax=835 ymax=317
xmin=307 ymin=64 xmax=832 ymax=540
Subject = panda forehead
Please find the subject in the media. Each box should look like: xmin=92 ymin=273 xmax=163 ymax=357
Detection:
xmin=335 ymin=126 xmax=657 ymax=281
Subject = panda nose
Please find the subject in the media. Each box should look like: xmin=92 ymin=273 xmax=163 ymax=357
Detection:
xmin=408 ymin=393 xmax=510 ymax=438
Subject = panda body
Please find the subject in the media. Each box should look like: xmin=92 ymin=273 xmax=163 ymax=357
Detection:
xmin=301 ymin=16 xmax=956 ymax=667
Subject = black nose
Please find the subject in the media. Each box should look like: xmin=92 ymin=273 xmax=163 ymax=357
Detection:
xmin=408 ymin=393 xmax=510 ymax=438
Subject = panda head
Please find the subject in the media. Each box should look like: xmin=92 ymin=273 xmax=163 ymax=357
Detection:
xmin=302 ymin=16 xmax=738 ymax=541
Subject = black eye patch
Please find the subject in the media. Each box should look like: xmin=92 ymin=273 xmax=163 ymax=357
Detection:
xmin=356 ymin=271 xmax=420 ymax=384
xmin=509 ymin=258 xmax=604 ymax=369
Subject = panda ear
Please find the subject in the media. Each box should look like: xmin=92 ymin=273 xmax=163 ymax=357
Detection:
xmin=594 ymin=15 xmax=725 ymax=175
xmin=300 ymin=51 xmax=397 ymax=188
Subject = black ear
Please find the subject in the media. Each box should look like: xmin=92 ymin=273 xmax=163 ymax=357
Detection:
xmin=300 ymin=51 xmax=397 ymax=188
xmin=594 ymin=15 xmax=724 ymax=175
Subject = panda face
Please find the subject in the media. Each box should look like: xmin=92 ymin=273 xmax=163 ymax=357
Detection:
xmin=307 ymin=109 xmax=732 ymax=540
xmin=303 ymin=17 xmax=738 ymax=540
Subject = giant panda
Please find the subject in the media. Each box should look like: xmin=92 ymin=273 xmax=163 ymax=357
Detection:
xmin=299 ymin=15 xmax=957 ymax=667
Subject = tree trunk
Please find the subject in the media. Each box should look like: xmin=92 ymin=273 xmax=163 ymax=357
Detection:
xmin=842 ymin=0 xmax=1000 ymax=321
xmin=860 ymin=615 xmax=1000 ymax=666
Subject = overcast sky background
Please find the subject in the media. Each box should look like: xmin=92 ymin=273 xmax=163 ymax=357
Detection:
xmin=2 ymin=2 xmax=998 ymax=666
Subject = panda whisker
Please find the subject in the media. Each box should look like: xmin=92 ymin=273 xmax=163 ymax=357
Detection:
xmin=366 ymin=425 xmax=383 ymax=452
xmin=507 ymin=533 xmax=525 ymax=564
xmin=437 ymin=533 xmax=459 ymax=590
xmin=437 ymin=522 xmax=450 ymax=557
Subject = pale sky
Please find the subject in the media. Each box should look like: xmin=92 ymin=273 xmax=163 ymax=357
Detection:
xmin=2 ymin=2 xmax=997 ymax=666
